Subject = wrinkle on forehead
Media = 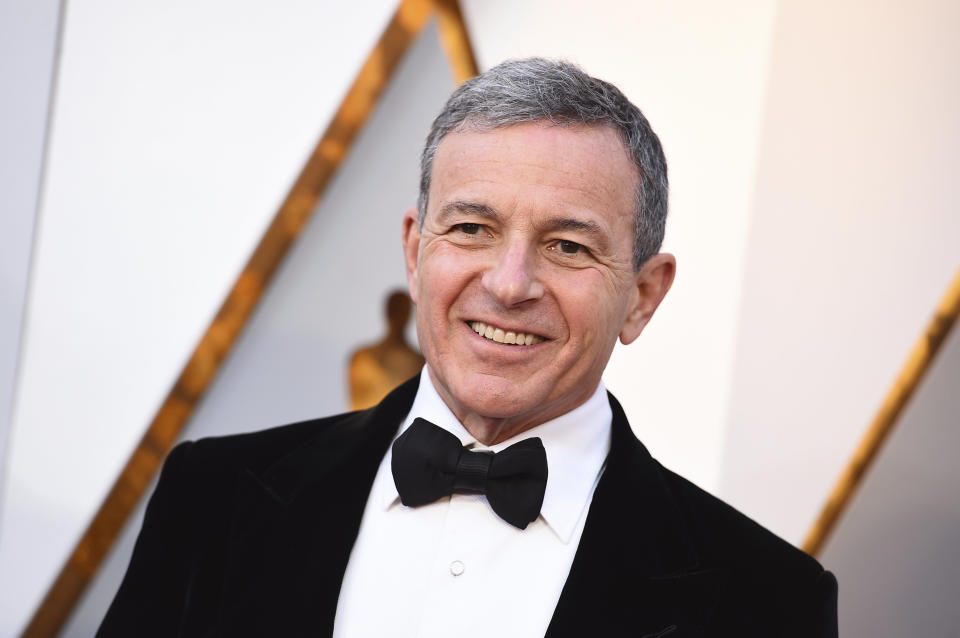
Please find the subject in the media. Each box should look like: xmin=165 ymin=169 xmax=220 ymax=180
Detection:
xmin=431 ymin=124 xmax=637 ymax=226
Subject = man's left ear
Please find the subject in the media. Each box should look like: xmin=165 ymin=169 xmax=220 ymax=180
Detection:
xmin=619 ymin=253 xmax=676 ymax=345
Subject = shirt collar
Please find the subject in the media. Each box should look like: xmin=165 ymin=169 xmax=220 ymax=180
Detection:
xmin=374 ymin=367 xmax=612 ymax=544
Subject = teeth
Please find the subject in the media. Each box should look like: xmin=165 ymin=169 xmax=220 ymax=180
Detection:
xmin=469 ymin=321 xmax=543 ymax=346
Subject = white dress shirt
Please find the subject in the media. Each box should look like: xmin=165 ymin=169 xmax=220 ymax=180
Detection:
xmin=333 ymin=368 xmax=612 ymax=638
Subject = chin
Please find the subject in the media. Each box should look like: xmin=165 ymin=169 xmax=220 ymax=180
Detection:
xmin=452 ymin=372 xmax=547 ymax=420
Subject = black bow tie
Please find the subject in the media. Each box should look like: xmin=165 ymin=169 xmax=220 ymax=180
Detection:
xmin=391 ymin=418 xmax=548 ymax=529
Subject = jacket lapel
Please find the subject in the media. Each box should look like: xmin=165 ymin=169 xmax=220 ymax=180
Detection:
xmin=215 ymin=375 xmax=420 ymax=637
xmin=545 ymin=393 xmax=724 ymax=637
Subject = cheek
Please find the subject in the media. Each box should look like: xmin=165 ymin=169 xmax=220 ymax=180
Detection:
xmin=420 ymin=245 xmax=477 ymax=293
xmin=417 ymin=247 xmax=480 ymax=325
xmin=556 ymin=270 xmax=629 ymax=337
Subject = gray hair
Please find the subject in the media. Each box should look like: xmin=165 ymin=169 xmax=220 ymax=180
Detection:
xmin=417 ymin=57 xmax=668 ymax=270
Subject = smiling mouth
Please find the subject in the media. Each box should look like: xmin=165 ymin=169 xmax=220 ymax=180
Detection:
xmin=468 ymin=321 xmax=546 ymax=346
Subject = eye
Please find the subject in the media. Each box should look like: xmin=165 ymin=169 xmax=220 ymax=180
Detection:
xmin=546 ymin=238 xmax=592 ymax=263
xmin=557 ymin=240 xmax=584 ymax=255
xmin=454 ymin=223 xmax=481 ymax=235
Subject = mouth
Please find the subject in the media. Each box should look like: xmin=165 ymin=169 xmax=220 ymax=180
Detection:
xmin=467 ymin=320 xmax=546 ymax=346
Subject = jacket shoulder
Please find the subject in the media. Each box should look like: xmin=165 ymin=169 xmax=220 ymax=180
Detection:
xmin=658 ymin=463 xmax=822 ymax=577
xmin=655 ymin=462 xmax=837 ymax=634
xmin=175 ymin=373 xmax=421 ymax=480
xmin=187 ymin=410 xmax=361 ymax=469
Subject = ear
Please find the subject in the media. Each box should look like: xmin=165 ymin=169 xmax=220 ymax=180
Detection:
xmin=619 ymin=253 xmax=676 ymax=345
xmin=401 ymin=207 xmax=422 ymax=304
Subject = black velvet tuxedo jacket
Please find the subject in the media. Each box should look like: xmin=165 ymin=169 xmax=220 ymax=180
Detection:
xmin=99 ymin=374 xmax=837 ymax=637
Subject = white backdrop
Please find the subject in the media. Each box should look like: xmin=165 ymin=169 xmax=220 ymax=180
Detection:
xmin=0 ymin=1 xmax=399 ymax=633
xmin=60 ymin=20 xmax=452 ymax=635
xmin=1 ymin=1 xmax=958 ymax=635
xmin=0 ymin=0 xmax=61 ymax=528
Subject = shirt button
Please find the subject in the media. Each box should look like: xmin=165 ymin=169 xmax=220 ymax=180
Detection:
xmin=449 ymin=560 xmax=465 ymax=576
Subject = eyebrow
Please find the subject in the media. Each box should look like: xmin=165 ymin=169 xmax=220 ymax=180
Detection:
xmin=437 ymin=200 xmax=499 ymax=222
xmin=541 ymin=216 xmax=609 ymax=251
xmin=543 ymin=217 xmax=603 ymax=235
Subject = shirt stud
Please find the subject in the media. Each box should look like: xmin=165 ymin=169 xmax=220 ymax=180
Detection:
xmin=449 ymin=560 xmax=465 ymax=576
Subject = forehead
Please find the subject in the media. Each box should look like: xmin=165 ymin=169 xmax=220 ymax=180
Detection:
xmin=429 ymin=122 xmax=637 ymax=228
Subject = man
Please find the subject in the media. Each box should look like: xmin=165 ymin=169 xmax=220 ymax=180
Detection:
xmin=99 ymin=58 xmax=837 ymax=637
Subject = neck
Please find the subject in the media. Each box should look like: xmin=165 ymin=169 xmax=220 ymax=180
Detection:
xmin=459 ymin=414 xmax=531 ymax=446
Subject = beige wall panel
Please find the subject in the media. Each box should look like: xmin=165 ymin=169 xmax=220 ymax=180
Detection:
xmin=721 ymin=0 xmax=960 ymax=542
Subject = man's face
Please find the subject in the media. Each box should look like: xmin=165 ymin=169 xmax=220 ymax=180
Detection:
xmin=403 ymin=122 xmax=673 ymax=441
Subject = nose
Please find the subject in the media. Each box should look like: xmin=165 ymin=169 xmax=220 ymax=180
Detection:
xmin=481 ymin=240 xmax=545 ymax=307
